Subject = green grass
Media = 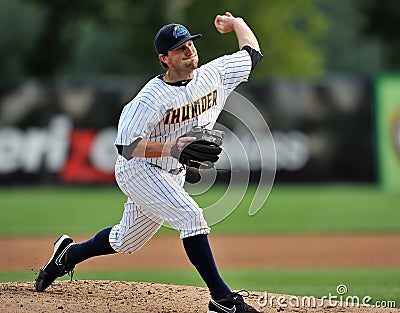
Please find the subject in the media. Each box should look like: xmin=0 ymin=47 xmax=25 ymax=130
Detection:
xmin=2 ymin=268 xmax=399 ymax=307
xmin=0 ymin=184 xmax=399 ymax=236
xmin=1 ymin=184 xmax=398 ymax=308
xmin=201 ymin=183 xmax=400 ymax=233
xmin=0 ymin=186 xmax=125 ymax=236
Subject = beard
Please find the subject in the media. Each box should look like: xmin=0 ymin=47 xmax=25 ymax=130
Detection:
xmin=185 ymin=56 xmax=198 ymax=70
xmin=167 ymin=55 xmax=199 ymax=79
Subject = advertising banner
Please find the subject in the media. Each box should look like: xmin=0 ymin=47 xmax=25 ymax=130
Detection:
xmin=0 ymin=79 xmax=374 ymax=185
xmin=376 ymin=75 xmax=400 ymax=191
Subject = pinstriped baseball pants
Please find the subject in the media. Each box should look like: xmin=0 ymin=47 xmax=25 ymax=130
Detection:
xmin=109 ymin=157 xmax=210 ymax=254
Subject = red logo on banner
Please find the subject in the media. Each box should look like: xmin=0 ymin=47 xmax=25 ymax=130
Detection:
xmin=61 ymin=130 xmax=115 ymax=183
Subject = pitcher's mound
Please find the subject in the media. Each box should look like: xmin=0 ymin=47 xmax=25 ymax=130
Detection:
xmin=0 ymin=280 xmax=397 ymax=312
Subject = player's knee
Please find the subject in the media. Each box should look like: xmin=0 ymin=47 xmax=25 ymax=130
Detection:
xmin=170 ymin=211 xmax=210 ymax=239
xmin=109 ymin=227 xmax=146 ymax=254
xmin=110 ymin=240 xmax=146 ymax=254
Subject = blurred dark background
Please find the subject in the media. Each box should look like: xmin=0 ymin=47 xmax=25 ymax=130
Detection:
xmin=0 ymin=0 xmax=399 ymax=185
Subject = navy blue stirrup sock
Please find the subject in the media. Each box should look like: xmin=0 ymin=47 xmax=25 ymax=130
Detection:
xmin=66 ymin=227 xmax=116 ymax=266
xmin=182 ymin=234 xmax=231 ymax=300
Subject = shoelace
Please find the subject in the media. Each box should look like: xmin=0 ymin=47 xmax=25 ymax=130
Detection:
xmin=233 ymin=290 xmax=250 ymax=298
xmin=67 ymin=269 xmax=74 ymax=282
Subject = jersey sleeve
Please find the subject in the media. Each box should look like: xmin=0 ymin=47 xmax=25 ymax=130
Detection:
xmin=207 ymin=50 xmax=252 ymax=92
xmin=114 ymin=100 xmax=159 ymax=146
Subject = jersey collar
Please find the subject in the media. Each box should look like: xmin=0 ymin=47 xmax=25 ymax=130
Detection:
xmin=157 ymin=73 xmax=194 ymax=86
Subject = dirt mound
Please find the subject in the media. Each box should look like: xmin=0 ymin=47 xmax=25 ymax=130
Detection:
xmin=1 ymin=280 xmax=398 ymax=313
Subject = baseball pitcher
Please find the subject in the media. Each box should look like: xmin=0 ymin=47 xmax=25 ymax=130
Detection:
xmin=35 ymin=11 xmax=263 ymax=313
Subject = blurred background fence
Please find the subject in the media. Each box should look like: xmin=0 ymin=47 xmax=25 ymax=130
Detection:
xmin=0 ymin=78 xmax=375 ymax=185
xmin=0 ymin=0 xmax=399 ymax=189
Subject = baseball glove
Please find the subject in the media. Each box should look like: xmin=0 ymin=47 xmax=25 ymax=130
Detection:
xmin=170 ymin=126 xmax=224 ymax=169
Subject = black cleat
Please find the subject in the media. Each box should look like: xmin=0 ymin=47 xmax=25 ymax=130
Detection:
xmin=35 ymin=235 xmax=75 ymax=292
xmin=208 ymin=291 xmax=260 ymax=313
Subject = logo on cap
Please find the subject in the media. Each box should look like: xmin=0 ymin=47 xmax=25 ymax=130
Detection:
xmin=173 ymin=25 xmax=187 ymax=38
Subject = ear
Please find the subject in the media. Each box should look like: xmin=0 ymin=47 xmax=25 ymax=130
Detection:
xmin=158 ymin=54 xmax=168 ymax=64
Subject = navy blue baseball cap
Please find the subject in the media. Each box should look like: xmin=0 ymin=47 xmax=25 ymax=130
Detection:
xmin=154 ymin=24 xmax=202 ymax=55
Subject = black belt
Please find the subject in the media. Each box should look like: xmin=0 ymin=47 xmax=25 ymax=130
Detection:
xmin=147 ymin=162 xmax=184 ymax=175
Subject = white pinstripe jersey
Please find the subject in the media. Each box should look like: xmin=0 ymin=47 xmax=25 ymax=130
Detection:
xmin=115 ymin=49 xmax=252 ymax=172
